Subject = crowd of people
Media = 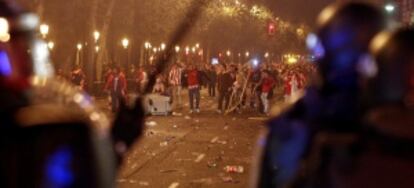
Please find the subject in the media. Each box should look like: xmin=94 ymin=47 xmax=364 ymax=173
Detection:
xmin=70 ymin=59 xmax=315 ymax=115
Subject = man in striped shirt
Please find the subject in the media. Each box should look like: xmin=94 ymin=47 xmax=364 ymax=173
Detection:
xmin=169 ymin=63 xmax=183 ymax=109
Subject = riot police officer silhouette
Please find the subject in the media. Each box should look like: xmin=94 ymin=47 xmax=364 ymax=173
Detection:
xmin=325 ymin=27 xmax=414 ymax=188
xmin=0 ymin=1 xmax=144 ymax=187
xmin=303 ymin=27 xmax=414 ymax=188
xmin=255 ymin=2 xmax=386 ymax=188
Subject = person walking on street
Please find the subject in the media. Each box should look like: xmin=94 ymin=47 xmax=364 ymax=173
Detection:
xmin=71 ymin=65 xmax=86 ymax=90
xmin=260 ymin=70 xmax=275 ymax=115
xmin=207 ymin=65 xmax=217 ymax=97
xmin=217 ymin=64 xmax=235 ymax=114
xmin=169 ymin=63 xmax=183 ymax=109
xmin=104 ymin=66 xmax=127 ymax=112
xmin=135 ymin=66 xmax=147 ymax=96
xmin=186 ymin=64 xmax=201 ymax=114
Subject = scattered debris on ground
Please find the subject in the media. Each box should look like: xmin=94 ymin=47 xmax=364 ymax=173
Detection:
xmin=248 ymin=117 xmax=267 ymax=121
xmin=172 ymin=112 xmax=183 ymax=116
xmin=190 ymin=178 xmax=214 ymax=185
xmin=145 ymin=121 xmax=158 ymax=127
xmin=224 ymin=165 xmax=244 ymax=173
xmin=194 ymin=153 xmax=206 ymax=163
xmin=168 ymin=182 xmax=180 ymax=188
xmin=160 ymin=169 xmax=179 ymax=173
xmin=138 ymin=181 xmax=149 ymax=186
xmin=160 ymin=141 xmax=168 ymax=147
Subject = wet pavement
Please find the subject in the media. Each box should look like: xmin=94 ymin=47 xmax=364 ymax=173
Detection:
xmin=103 ymin=90 xmax=269 ymax=188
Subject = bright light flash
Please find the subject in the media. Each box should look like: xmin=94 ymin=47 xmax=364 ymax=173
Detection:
xmin=32 ymin=40 xmax=53 ymax=77
xmin=252 ymin=59 xmax=259 ymax=67
xmin=385 ymin=4 xmax=395 ymax=13
xmin=0 ymin=18 xmax=10 ymax=42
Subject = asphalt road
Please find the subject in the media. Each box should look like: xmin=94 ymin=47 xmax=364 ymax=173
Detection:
xmin=110 ymin=90 xmax=270 ymax=188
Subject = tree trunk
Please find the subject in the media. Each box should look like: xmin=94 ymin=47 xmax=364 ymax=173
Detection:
xmin=85 ymin=0 xmax=99 ymax=93
xmin=95 ymin=0 xmax=116 ymax=82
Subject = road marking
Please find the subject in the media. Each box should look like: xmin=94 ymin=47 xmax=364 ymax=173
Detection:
xmin=194 ymin=154 xmax=206 ymax=163
xmin=168 ymin=182 xmax=179 ymax=188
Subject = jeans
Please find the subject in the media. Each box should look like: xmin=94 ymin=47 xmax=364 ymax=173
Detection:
xmin=218 ymin=90 xmax=231 ymax=111
xmin=208 ymin=83 xmax=216 ymax=97
xmin=111 ymin=91 xmax=122 ymax=112
xmin=261 ymin=92 xmax=269 ymax=113
xmin=172 ymin=85 xmax=182 ymax=107
xmin=188 ymin=87 xmax=200 ymax=110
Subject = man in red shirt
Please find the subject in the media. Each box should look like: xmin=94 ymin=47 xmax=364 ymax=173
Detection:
xmin=261 ymin=70 xmax=275 ymax=115
xmin=186 ymin=64 xmax=201 ymax=113
xmin=104 ymin=66 xmax=127 ymax=112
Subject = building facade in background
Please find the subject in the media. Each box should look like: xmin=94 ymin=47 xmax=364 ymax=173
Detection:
xmin=394 ymin=0 xmax=414 ymax=25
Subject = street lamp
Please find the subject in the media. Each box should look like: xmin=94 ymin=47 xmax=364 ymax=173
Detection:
xmin=76 ymin=43 xmax=83 ymax=66
xmin=39 ymin=24 xmax=49 ymax=38
xmin=95 ymin=46 xmax=100 ymax=52
xmin=264 ymin=52 xmax=269 ymax=58
xmin=93 ymin=31 xmax=100 ymax=43
xmin=384 ymin=3 xmax=395 ymax=13
xmin=226 ymin=50 xmax=231 ymax=57
xmin=47 ymin=41 xmax=54 ymax=50
xmin=175 ymin=45 xmax=180 ymax=52
xmin=144 ymin=41 xmax=152 ymax=49
xmin=77 ymin=43 xmax=83 ymax=51
xmin=153 ymin=47 xmax=158 ymax=53
xmin=122 ymin=38 xmax=129 ymax=49
xmin=245 ymin=51 xmax=250 ymax=57
xmin=195 ymin=43 xmax=200 ymax=48
xmin=160 ymin=43 xmax=166 ymax=51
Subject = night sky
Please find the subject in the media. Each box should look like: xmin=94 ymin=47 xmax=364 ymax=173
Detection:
xmin=264 ymin=0 xmax=333 ymax=26
xmin=264 ymin=0 xmax=383 ymax=27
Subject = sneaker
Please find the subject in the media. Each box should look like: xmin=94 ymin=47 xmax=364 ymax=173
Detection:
xmin=195 ymin=108 xmax=200 ymax=113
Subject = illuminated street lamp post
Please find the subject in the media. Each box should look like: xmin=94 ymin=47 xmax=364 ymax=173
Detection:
xmin=175 ymin=45 xmax=180 ymax=62
xmin=144 ymin=41 xmax=152 ymax=65
xmin=77 ymin=43 xmax=83 ymax=51
xmin=264 ymin=52 xmax=270 ymax=63
xmin=76 ymin=43 xmax=83 ymax=66
xmin=160 ymin=43 xmax=166 ymax=51
xmin=47 ymin=41 xmax=55 ymax=63
xmin=92 ymin=31 xmax=101 ymax=81
xmin=93 ymin=31 xmax=100 ymax=43
xmin=121 ymin=38 xmax=130 ymax=69
xmin=245 ymin=51 xmax=250 ymax=63
xmin=384 ymin=3 xmax=395 ymax=13
xmin=122 ymin=38 xmax=129 ymax=49
xmin=226 ymin=50 xmax=232 ymax=63
xmin=39 ymin=24 xmax=49 ymax=39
